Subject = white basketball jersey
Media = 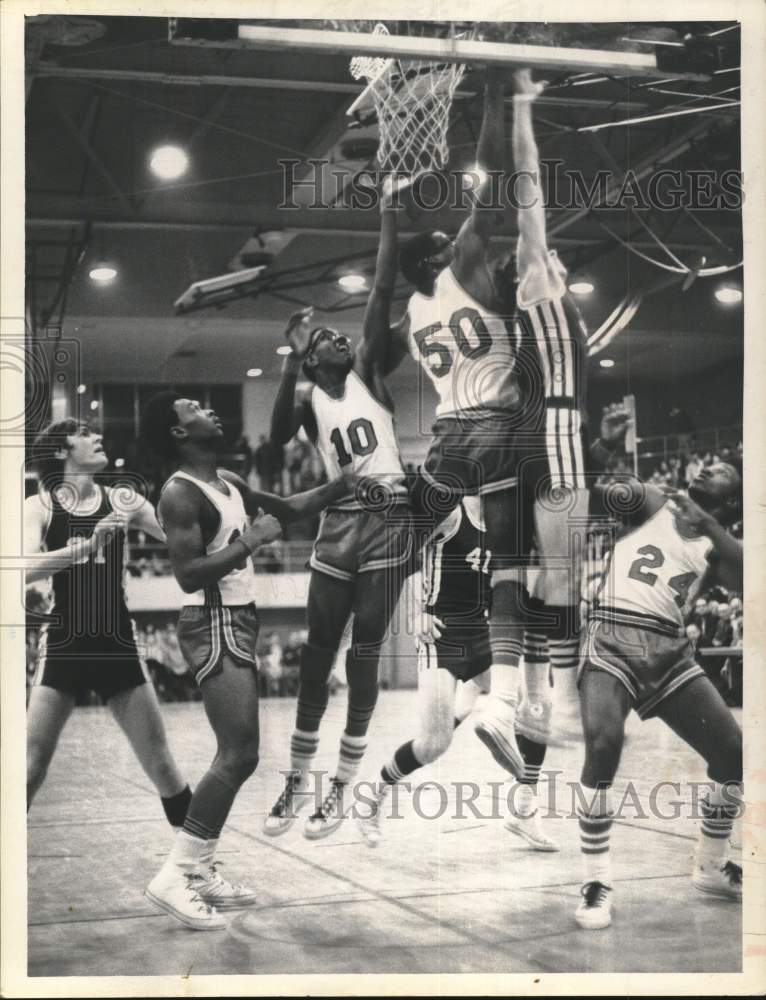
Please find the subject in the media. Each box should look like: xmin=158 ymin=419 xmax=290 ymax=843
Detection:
xmin=310 ymin=370 xmax=406 ymax=508
xmin=407 ymin=266 xmax=523 ymax=418
xmin=597 ymin=502 xmax=713 ymax=629
xmin=160 ymin=470 xmax=257 ymax=606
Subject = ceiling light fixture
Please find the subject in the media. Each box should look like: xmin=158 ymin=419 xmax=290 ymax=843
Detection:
xmin=714 ymin=285 xmax=742 ymax=305
xmin=276 ymin=346 xmax=292 ymax=356
xmin=149 ymin=144 xmax=189 ymax=180
xmin=77 ymin=383 xmax=87 ymax=394
xmin=89 ymin=263 xmax=117 ymax=283
xmin=338 ymin=274 xmax=367 ymax=292
xmin=246 ymin=368 xmax=263 ymax=377
xmin=599 ymin=358 xmax=615 ymax=368
xmin=569 ymin=280 xmax=594 ymax=296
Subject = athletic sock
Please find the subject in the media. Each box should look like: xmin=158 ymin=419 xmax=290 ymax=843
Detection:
xmin=488 ymin=580 xmax=524 ymax=702
xmin=381 ymin=739 xmax=423 ymax=786
xmin=514 ymin=732 xmax=547 ymax=816
xmin=577 ymin=785 xmax=614 ymax=887
xmin=335 ymin=733 xmax=367 ymax=784
xmin=522 ymin=630 xmax=550 ymax=703
xmin=161 ymin=784 xmax=192 ymax=828
xmin=290 ymin=729 xmax=320 ymax=776
xmin=697 ymin=783 xmax=742 ymax=868
xmin=164 ymin=828 xmax=209 ymax=873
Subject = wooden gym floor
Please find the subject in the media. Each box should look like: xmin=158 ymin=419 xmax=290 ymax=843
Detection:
xmin=27 ymin=692 xmax=742 ymax=977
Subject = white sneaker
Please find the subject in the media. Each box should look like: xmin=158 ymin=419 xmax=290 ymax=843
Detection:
xmin=357 ymin=794 xmax=386 ymax=848
xmin=474 ymin=696 xmax=524 ymax=778
xmin=515 ymin=698 xmax=552 ymax=744
xmin=504 ymin=809 xmax=559 ymax=852
xmin=575 ymin=880 xmax=613 ymax=930
xmin=145 ymin=866 xmax=226 ymax=931
xmin=692 ymin=860 xmax=742 ymax=900
xmin=196 ymin=862 xmax=257 ymax=910
xmin=304 ymin=777 xmax=346 ymax=840
xmin=263 ymin=771 xmax=312 ymax=837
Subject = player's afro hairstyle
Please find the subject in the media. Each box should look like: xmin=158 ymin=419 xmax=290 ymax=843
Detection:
xmin=139 ymin=390 xmax=182 ymax=460
xmin=400 ymin=231 xmax=447 ymax=287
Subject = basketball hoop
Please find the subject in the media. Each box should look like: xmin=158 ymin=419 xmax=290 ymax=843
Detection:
xmin=348 ymin=23 xmax=469 ymax=177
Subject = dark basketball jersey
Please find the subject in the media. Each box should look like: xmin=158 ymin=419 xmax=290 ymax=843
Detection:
xmin=423 ymin=499 xmax=490 ymax=623
xmin=42 ymin=485 xmax=132 ymax=639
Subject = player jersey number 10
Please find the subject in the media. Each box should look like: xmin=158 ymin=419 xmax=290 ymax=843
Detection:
xmin=330 ymin=418 xmax=378 ymax=467
xmin=413 ymin=307 xmax=492 ymax=378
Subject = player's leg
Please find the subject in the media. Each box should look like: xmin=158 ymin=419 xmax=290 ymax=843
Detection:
xmin=26 ymin=684 xmax=75 ymax=807
xmin=305 ymin=563 xmax=404 ymax=839
xmin=108 ymin=682 xmax=191 ymax=829
xmin=474 ymin=486 xmax=526 ymax=777
xmin=358 ymin=641 xmax=458 ymax=847
xmin=656 ymin=676 xmax=742 ymax=900
xmin=264 ymin=570 xmax=355 ymax=835
xmin=575 ymin=663 xmax=632 ymax=929
xmin=454 ymin=674 xmax=486 ymax=726
xmin=146 ymin=654 xmax=261 ymax=929
xmin=507 ymin=629 xmax=559 ymax=851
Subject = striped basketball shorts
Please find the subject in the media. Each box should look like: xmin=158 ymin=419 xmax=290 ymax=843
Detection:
xmin=579 ymin=615 xmax=705 ymax=719
xmin=177 ymin=602 xmax=259 ymax=686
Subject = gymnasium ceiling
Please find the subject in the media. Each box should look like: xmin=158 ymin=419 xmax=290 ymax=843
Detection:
xmin=24 ymin=15 xmax=744 ymax=387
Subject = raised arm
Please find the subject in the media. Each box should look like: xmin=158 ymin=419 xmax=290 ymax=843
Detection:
xmin=270 ymin=307 xmax=316 ymax=445
xmin=452 ymin=69 xmax=505 ymax=286
xmin=159 ymin=480 xmax=281 ymax=594
xmin=511 ymin=69 xmax=550 ymax=278
xmin=220 ymin=468 xmax=353 ymax=524
xmin=356 ymin=179 xmax=406 ymax=382
xmin=670 ymin=493 xmax=743 ymax=592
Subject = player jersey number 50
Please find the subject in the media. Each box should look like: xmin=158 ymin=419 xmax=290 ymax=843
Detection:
xmin=413 ymin=307 xmax=493 ymax=378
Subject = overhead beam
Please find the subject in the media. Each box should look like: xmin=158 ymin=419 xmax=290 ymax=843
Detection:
xmin=228 ymin=25 xmax=710 ymax=81
xmin=50 ymin=96 xmax=135 ymax=215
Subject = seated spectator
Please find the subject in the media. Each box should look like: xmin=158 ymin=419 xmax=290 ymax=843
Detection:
xmin=712 ymin=603 xmax=734 ymax=650
xmin=262 ymin=633 xmax=285 ymax=697
xmin=685 ymin=622 xmax=701 ymax=653
xmin=685 ymin=451 xmax=703 ymax=485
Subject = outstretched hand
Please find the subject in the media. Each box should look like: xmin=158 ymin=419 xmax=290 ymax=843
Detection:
xmin=284 ymin=306 xmax=314 ymax=358
xmin=513 ymin=68 xmax=546 ymax=100
xmin=666 ymin=490 xmax=716 ymax=538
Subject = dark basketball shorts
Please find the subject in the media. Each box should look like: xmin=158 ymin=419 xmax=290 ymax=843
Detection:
xmin=34 ymin=621 xmax=148 ymax=704
xmin=579 ymin=617 xmax=705 ymax=719
xmin=422 ymin=407 xmax=588 ymax=561
xmin=418 ymin=618 xmax=491 ymax=683
xmin=310 ymin=504 xmax=413 ymax=583
xmin=177 ymin=602 xmax=259 ymax=686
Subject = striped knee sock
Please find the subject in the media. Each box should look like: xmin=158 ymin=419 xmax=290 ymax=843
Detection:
xmin=515 ymin=732 xmax=546 ymax=816
xmin=381 ymin=740 xmax=422 ymax=786
xmin=290 ymin=729 xmax=320 ymax=775
xmin=697 ymin=784 xmax=741 ymax=868
xmin=577 ymin=785 xmax=614 ymax=887
xmin=335 ymin=733 xmax=367 ymax=784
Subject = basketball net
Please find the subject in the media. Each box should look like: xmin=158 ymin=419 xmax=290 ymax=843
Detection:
xmin=349 ymin=23 xmax=468 ymax=177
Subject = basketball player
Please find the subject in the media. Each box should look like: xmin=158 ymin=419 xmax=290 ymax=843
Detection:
xmin=574 ymin=461 xmax=743 ymax=929
xmin=357 ymin=494 xmax=558 ymax=852
xmin=264 ymin=194 xmax=412 ymax=840
xmin=25 ymin=419 xmax=192 ymax=830
xmin=139 ymin=392 xmax=357 ymax=929
xmin=366 ymin=67 xmax=594 ymax=777
xmin=355 ymin=409 xmax=628 ymax=848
